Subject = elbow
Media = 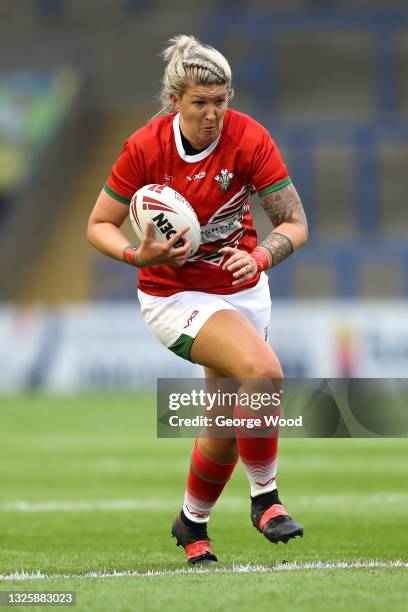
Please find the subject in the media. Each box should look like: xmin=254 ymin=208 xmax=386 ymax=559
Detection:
xmin=294 ymin=221 xmax=308 ymax=249
xmin=87 ymin=219 xmax=96 ymax=246
xmin=302 ymin=222 xmax=309 ymax=246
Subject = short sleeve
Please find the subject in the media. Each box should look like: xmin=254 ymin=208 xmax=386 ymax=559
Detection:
xmin=104 ymin=138 xmax=146 ymax=205
xmin=252 ymin=127 xmax=292 ymax=197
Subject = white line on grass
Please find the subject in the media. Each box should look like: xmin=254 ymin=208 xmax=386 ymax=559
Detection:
xmin=1 ymin=561 xmax=407 ymax=582
xmin=0 ymin=500 xmax=168 ymax=512
xmin=1 ymin=494 xmax=408 ymax=513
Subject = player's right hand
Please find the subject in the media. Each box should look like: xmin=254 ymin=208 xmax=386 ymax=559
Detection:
xmin=137 ymin=221 xmax=192 ymax=267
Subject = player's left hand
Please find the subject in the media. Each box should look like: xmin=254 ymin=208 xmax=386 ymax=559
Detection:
xmin=219 ymin=246 xmax=258 ymax=286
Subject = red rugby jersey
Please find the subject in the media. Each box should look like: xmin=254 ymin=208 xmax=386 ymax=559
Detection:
xmin=104 ymin=108 xmax=291 ymax=296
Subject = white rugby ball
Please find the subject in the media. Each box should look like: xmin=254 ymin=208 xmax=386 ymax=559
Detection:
xmin=129 ymin=184 xmax=201 ymax=255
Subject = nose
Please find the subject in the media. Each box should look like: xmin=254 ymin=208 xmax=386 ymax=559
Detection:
xmin=204 ymin=104 xmax=217 ymax=121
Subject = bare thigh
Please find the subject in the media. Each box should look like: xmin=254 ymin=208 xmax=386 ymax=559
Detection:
xmin=190 ymin=309 xmax=283 ymax=381
xmin=194 ymin=310 xmax=283 ymax=460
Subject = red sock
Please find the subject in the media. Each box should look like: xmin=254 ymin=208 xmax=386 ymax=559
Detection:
xmin=234 ymin=405 xmax=279 ymax=497
xmin=183 ymin=439 xmax=237 ymax=523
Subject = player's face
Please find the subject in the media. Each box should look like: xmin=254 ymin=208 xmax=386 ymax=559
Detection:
xmin=172 ymin=83 xmax=229 ymax=150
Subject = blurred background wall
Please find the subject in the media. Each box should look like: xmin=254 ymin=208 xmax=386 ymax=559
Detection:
xmin=0 ymin=0 xmax=407 ymax=390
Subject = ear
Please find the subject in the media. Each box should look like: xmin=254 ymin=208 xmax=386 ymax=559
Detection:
xmin=170 ymin=93 xmax=180 ymax=111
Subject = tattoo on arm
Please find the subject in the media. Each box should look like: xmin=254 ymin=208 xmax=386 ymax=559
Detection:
xmin=259 ymin=233 xmax=294 ymax=267
xmin=260 ymin=183 xmax=307 ymax=227
xmin=259 ymin=183 xmax=307 ymax=267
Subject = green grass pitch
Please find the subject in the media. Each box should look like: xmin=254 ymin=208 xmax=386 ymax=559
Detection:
xmin=0 ymin=394 xmax=407 ymax=611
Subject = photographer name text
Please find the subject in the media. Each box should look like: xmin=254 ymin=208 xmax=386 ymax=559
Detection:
xmin=167 ymin=415 xmax=303 ymax=429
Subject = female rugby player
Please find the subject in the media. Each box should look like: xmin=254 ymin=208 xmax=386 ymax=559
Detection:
xmin=87 ymin=35 xmax=308 ymax=565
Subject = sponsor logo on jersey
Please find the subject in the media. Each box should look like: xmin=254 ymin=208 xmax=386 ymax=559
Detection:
xmin=199 ymin=185 xmax=250 ymax=243
xmin=215 ymin=168 xmax=234 ymax=191
xmin=163 ymin=175 xmax=173 ymax=187
xmin=188 ymin=185 xmax=252 ymax=266
xmin=187 ymin=172 xmax=207 ymax=182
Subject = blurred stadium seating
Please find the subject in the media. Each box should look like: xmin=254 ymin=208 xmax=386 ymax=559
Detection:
xmin=205 ymin=1 xmax=408 ymax=298
xmin=0 ymin=67 xmax=86 ymax=299
xmin=0 ymin=0 xmax=407 ymax=389
xmin=0 ymin=0 xmax=407 ymax=302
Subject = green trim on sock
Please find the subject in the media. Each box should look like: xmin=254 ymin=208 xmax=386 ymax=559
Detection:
xmin=190 ymin=461 xmax=229 ymax=485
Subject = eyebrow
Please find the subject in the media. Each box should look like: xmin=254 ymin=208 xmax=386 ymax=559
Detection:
xmin=191 ymin=94 xmax=227 ymax=100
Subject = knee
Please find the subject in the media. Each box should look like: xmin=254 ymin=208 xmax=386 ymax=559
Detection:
xmin=240 ymin=358 xmax=283 ymax=381
xmin=198 ymin=437 xmax=238 ymax=463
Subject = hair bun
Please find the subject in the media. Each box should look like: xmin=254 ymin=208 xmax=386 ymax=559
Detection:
xmin=161 ymin=34 xmax=199 ymax=62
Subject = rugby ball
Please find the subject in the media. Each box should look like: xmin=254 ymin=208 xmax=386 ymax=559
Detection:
xmin=129 ymin=184 xmax=201 ymax=255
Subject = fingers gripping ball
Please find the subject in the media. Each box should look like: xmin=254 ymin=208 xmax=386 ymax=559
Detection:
xmin=129 ymin=184 xmax=201 ymax=255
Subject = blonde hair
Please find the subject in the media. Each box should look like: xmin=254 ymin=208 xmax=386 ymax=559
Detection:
xmin=157 ymin=34 xmax=233 ymax=115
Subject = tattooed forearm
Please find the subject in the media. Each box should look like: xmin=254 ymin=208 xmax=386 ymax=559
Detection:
xmin=259 ymin=232 xmax=294 ymax=267
xmin=258 ymin=182 xmax=308 ymax=268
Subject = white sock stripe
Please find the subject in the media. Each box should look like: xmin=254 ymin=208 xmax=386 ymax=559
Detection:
xmin=182 ymin=504 xmax=209 ymax=524
xmin=240 ymin=458 xmax=278 ymax=496
xmin=250 ymin=483 xmax=277 ymax=497
xmin=240 ymin=458 xmax=277 ymax=476
xmin=183 ymin=491 xmax=216 ymax=521
xmin=1 ymin=561 xmax=407 ymax=581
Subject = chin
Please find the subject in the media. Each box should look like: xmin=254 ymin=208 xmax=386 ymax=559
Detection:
xmin=202 ymin=129 xmax=218 ymax=143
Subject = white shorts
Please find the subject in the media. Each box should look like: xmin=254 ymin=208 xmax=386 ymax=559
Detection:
xmin=137 ymin=273 xmax=271 ymax=361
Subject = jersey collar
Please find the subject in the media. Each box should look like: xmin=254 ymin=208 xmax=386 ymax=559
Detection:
xmin=173 ymin=113 xmax=221 ymax=163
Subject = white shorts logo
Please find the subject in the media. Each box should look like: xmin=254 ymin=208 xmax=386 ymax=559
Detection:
xmin=183 ymin=309 xmax=199 ymax=329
